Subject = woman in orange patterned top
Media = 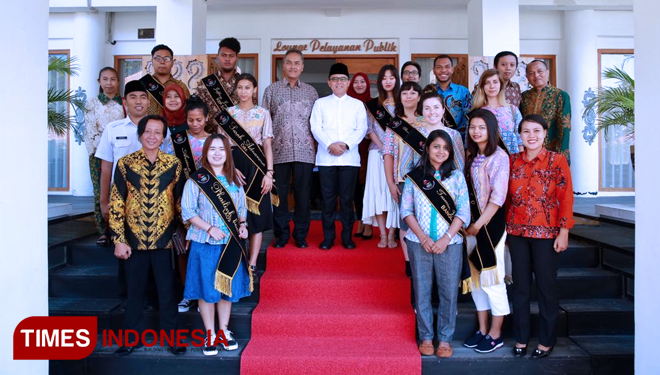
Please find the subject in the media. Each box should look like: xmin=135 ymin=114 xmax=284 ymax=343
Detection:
xmin=506 ymin=114 xmax=574 ymax=359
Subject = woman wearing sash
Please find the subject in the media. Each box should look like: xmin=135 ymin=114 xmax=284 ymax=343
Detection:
xmin=383 ymin=81 xmax=423 ymax=272
xmin=507 ymin=115 xmax=574 ymax=358
xmin=401 ymin=130 xmax=470 ymax=358
xmin=471 ymin=69 xmax=523 ymax=154
xmin=162 ymin=94 xmax=211 ymax=169
xmin=461 ymin=109 xmax=510 ymax=353
xmin=84 ymin=67 xmax=124 ymax=246
xmin=363 ymin=65 xmax=400 ymax=248
xmin=226 ymin=73 xmax=274 ymax=273
xmin=419 ymin=92 xmax=465 ymax=171
xmin=347 ymin=72 xmax=373 ymax=239
xmin=182 ymin=134 xmax=249 ymax=355
xmin=161 ymin=88 xmax=211 ymax=313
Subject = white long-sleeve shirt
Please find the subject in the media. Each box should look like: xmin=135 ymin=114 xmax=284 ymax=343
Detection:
xmin=310 ymin=93 xmax=368 ymax=167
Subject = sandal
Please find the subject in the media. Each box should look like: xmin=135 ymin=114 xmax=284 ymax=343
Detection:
xmin=418 ymin=340 xmax=434 ymax=356
xmin=96 ymin=234 xmax=110 ymax=246
xmin=387 ymin=236 xmax=398 ymax=248
xmin=377 ymin=235 xmax=388 ymax=248
xmin=436 ymin=344 xmax=453 ymax=358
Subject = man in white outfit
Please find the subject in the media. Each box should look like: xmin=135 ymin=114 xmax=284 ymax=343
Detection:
xmin=310 ymin=63 xmax=368 ymax=250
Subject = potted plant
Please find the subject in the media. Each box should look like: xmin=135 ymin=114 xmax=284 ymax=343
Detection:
xmin=583 ymin=65 xmax=635 ymax=168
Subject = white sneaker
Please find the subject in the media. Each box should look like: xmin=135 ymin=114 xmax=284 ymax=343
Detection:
xmin=220 ymin=330 xmax=238 ymax=351
xmin=178 ymin=299 xmax=192 ymax=312
xmin=203 ymin=335 xmax=218 ymax=356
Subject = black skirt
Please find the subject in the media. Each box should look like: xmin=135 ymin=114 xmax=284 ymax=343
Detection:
xmin=232 ymin=147 xmax=273 ymax=234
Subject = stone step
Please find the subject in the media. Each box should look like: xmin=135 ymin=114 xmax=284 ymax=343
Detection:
xmin=570 ymin=335 xmax=634 ymax=375
xmin=48 ymin=265 xmax=263 ymax=303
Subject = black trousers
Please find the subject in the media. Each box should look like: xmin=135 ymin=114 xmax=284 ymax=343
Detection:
xmin=123 ymin=249 xmax=178 ymax=336
xmin=508 ymin=235 xmax=559 ymax=348
xmin=318 ymin=166 xmax=358 ymax=244
xmin=273 ymin=162 xmax=314 ymax=242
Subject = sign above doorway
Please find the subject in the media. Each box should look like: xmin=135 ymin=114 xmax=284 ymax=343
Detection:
xmin=272 ymin=39 xmax=398 ymax=55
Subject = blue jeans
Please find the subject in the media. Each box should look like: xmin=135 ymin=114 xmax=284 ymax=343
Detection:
xmin=406 ymin=239 xmax=462 ymax=342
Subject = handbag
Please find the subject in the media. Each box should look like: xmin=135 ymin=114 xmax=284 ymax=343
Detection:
xmin=171 ymin=223 xmax=189 ymax=255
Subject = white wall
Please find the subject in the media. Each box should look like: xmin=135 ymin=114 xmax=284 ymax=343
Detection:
xmin=634 ymin=0 xmax=659 ymax=373
xmin=1 ymin=1 xmax=49 ymax=373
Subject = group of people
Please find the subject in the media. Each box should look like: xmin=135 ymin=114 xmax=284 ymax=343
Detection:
xmin=83 ymin=37 xmax=575 ymax=360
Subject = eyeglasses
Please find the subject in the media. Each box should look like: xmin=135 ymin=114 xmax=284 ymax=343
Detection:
xmin=330 ymin=77 xmax=348 ymax=82
xmin=402 ymin=71 xmax=419 ymax=77
xmin=153 ymin=56 xmax=173 ymax=63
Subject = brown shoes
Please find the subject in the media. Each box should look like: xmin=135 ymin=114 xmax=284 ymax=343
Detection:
xmin=418 ymin=341 xmax=434 ymax=356
xmin=436 ymin=344 xmax=453 ymax=358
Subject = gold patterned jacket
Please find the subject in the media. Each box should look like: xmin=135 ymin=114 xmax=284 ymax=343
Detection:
xmin=109 ymin=149 xmax=184 ymax=250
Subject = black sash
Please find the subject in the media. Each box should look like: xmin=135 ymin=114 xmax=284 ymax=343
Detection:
xmin=441 ymin=96 xmax=459 ymax=129
xmin=200 ymin=74 xmax=235 ymax=114
xmin=466 ymin=168 xmax=506 ymax=289
xmin=406 ymin=168 xmax=459 ymax=229
xmin=169 ymin=124 xmax=196 ymax=180
xmin=215 ymin=109 xmax=279 ymax=214
xmin=139 ymin=74 xmax=164 ymax=107
xmin=366 ymin=99 xmax=427 ymax=157
xmin=190 ymin=168 xmax=253 ymax=297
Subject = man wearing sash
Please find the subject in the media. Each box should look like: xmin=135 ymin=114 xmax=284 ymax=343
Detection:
xmin=141 ymin=44 xmax=191 ymax=116
xmin=433 ymin=54 xmax=472 ymax=142
xmin=109 ymin=115 xmax=186 ymax=356
xmin=310 ymin=63 xmax=368 ymax=250
xmin=196 ymin=37 xmax=257 ymax=133
xmin=263 ymin=49 xmax=318 ymax=249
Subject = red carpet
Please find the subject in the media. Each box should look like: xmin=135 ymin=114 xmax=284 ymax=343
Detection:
xmin=240 ymin=222 xmax=421 ymax=375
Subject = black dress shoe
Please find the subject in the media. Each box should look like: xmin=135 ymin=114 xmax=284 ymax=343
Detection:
xmin=513 ymin=345 xmax=527 ymax=357
xmin=343 ymin=240 xmax=356 ymax=249
xmin=319 ymin=241 xmax=333 ymax=250
xmin=114 ymin=343 xmax=143 ymax=356
xmin=295 ymin=240 xmax=308 ymax=248
xmin=361 ymin=233 xmax=373 ymax=240
xmin=170 ymin=345 xmax=187 ymax=356
xmin=273 ymin=237 xmax=288 ymax=248
xmin=353 ymin=232 xmax=363 ymax=238
xmin=531 ymin=347 xmax=553 ymax=359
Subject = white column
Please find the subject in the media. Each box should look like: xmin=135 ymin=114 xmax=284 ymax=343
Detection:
xmin=634 ymin=0 xmax=660 ymax=373
xmin=564 ymin=10 xmax=599 ymax=194
xmin=156 ymin=0 xmax=207 ymax=55
xmin=467 ymin=0 xmax=520 ymax=57
xmin=0 ymin=0 xmax=49 ymax=373
xmin=70 ymin=11 xmax=105 ymax=196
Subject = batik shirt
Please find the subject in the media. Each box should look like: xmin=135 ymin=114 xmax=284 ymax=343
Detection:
xmin=505 ymin=81 xmax=522 ymax=107
xmin=401 ymin=169 xmax=470 ymax=244
xmin=226 ymin=105 xmax=274 ymax=147
xmin=483 ymin=105 xmax=523 ymax=154
xmin=506 ymin=148 xmax=574 ymax=239
xmin=109 ymin=150 xmax=184 ymax=250
xmin=519 ymin=85 xmax=572 ymax=161
xmin=437 ymin=82 xmax=473 ymax=141
xmin=262 ymin=79 xmax=318 ymax=165
xmin=469 ymin=148 xmax=509 ymax=213
xmin=84 ymin=94 xmax=124 ymax=156
xmin=182 ymin=175 xmax=247 ymax=245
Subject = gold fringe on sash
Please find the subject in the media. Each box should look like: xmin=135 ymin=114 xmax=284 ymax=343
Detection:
xmin=479 ymin=266 xmax=500 ymax=289
xmin=270 ymin=192 xmax=279 ymax=208
xmin=246 ymin=197 xmax=261 ymax=215
xmin=214 ymin=270 xmax=233 ymax=297
xmin=247 ymin=265 xmax=254 ymax=293
xmin=461 ymin=276 xmax=473 ymax=295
